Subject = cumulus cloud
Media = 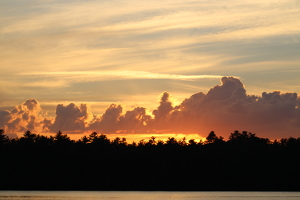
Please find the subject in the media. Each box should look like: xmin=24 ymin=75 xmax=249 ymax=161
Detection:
xmin=118 ymin=107 xmax=151 ymax=132
xmin=89 ymin=104 xmax=151 ymax=134
xmin=0 ymin=99 xmax=51 ymax=134
xmin=153 ymin=92 xmax=174 ymax=121
xmin=165 ymin=77 xmax=300 ymax=138
xmin=1 ymin=77 xmax=300 ymax=139
xmin=87 ymin=76 xmax=300 ymax=139
xmin=89 ymin=104 xmax=123 ymax=133
xmin=50 ymin=103 xmax=93 ymax=132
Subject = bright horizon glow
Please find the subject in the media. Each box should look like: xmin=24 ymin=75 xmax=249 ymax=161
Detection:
xmin=31 ymin=132 xmax=206 ymax=144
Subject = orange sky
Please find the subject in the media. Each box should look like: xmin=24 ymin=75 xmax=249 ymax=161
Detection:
xmin=1 ymin=77 xmax=300 ymax=140
xmin=1 ymin=0 xmax=300 ymax=140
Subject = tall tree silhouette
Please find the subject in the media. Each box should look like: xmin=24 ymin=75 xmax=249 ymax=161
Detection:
xmin=0 ymin=129 xmax=9 ymax=145
xmin=54 ymin=130 xmax=73 ymax=145
xmin=206 ymin=131 xmax=224 ymax=144
xmin=88 ymin=132 xmax=111 ymax=147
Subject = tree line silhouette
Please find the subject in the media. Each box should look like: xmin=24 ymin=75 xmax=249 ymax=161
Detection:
xmin=1 ymin=129 xmax=300 ymax=191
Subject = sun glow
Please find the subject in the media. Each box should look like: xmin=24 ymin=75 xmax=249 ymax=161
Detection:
xmin=78 ymin=133 xmax=206 ymax=144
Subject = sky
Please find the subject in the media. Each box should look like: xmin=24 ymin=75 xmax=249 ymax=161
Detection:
xmin=1 ymin=0 xmax=300 ymax=141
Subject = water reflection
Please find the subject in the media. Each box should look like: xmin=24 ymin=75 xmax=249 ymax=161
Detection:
xmin=1 ymin=191 xmax=300 ymax=200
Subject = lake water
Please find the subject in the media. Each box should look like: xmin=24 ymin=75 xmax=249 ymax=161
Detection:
xmin=1 ymin=191 xmax=300 ymax=200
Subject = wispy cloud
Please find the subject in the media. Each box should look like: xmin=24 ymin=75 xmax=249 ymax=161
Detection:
xmin=2 ymin=0 xmax=300 ymax=75
xmin=19 ymin=70 xmax=226 ymax=84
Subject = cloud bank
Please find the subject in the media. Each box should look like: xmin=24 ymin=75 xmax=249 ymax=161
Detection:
xmin=1 ymin=77 xmax=299 ymax=139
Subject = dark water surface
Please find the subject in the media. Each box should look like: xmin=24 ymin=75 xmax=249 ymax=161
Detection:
xmin=1 ymin=191 xmax=300 ymax=200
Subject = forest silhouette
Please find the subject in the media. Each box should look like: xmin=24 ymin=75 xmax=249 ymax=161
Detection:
xmin=1 ymin=129 xmax=300 ymax=191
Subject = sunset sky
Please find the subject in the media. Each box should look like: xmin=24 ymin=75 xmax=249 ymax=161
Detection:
xmin=1 ymin=0 xmax=300 ymax=141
